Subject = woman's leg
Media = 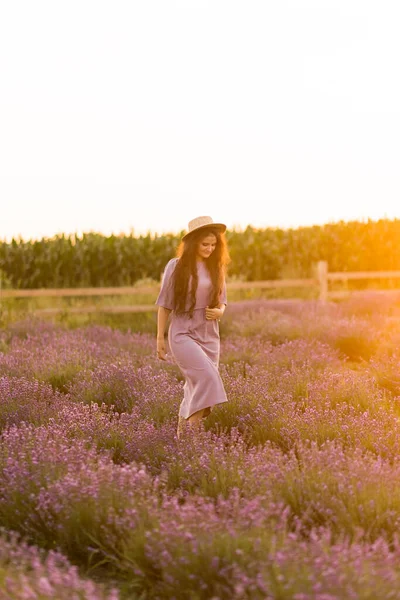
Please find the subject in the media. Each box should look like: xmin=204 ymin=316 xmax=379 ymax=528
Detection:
xmin=202 ymin=406 xmax=212 ymax=418
xmin=177 ymin=412 xmax=200 ymax=439
xmin=177 ymin=415 xmax=186 ymax=439
xmin=187 ymin=408 xmax=207 ymax=429
xmin=177 ymin=407 xmax=212 ymax=439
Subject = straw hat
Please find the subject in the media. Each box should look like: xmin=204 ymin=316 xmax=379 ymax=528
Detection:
xmin=182 ymin=216 xmax=227 ymax=240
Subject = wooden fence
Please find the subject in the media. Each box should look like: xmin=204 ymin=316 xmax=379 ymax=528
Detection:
xmin=1 ymin=261 xmax=400 ymax=315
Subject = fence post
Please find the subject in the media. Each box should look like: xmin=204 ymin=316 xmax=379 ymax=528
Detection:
xmin=317 ymin=261 xmax=328 ymax=302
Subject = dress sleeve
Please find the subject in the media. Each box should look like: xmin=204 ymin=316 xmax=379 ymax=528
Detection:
xmin=155 ymin=258 xmax=178 ymax=310
xmin=220 ymin=278 xmax=227 ymax=305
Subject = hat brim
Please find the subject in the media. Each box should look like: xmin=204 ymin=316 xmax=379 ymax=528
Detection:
xmin=182 ymin=223 xmax=227 ymax=241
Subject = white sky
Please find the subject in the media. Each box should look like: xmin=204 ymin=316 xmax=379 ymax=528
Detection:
xmin=1 ymin=0 xmax=399 ymax=242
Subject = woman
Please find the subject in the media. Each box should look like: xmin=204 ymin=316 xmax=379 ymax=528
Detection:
xmin=156 ymin=216 xmax=230 ymax=439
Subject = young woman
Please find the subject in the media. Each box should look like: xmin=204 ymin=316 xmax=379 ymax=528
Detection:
xmin=156 ymin=216 xmax=230 ymax=439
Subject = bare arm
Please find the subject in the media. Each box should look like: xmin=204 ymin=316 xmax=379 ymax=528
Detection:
xmin=205 ymin=303 xmax=226 ymax=321
xmin=206 ymin=277 xmax=227 ymax=320
xmin=157 ymin=306 xmax=172 ymax=360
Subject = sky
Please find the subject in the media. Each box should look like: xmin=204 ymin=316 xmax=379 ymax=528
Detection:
xmin=1 ymin=0 xmax=400 ymax=242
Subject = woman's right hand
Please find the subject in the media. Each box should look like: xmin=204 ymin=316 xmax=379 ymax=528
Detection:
xmin=157 ymin=337 xmax=167 ymax=361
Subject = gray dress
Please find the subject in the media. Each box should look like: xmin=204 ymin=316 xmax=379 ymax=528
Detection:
xmin=156 ymin=258 xmax=228 ymax=419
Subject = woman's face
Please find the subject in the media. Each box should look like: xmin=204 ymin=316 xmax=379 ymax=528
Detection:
xmin=196 ymin=233 xmax=217 ymax=261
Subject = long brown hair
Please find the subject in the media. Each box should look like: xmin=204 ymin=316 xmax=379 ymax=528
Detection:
xmin=173 ymin=227 xmax=230 ymax=316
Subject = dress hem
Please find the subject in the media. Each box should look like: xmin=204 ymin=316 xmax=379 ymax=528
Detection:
xmin=180 ymin=398 xmax=228 ymax=420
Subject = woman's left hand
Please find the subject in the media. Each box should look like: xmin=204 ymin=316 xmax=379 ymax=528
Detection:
xmin=205 ymin=306 xmax=224 ymax=320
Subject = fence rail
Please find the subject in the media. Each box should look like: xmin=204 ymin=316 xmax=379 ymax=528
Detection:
xmin=319 ymin=263 xmax=400 ymax=301
xmin=1 ymin=261 xmax=400 ymax=315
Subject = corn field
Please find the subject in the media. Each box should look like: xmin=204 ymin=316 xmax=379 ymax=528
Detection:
xmin=1 ymin=218 xmax=400 ymax=289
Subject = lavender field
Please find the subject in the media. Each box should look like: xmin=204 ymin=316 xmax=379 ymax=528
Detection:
xmin=2 ymin=296 xmax=400 ymax=599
